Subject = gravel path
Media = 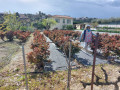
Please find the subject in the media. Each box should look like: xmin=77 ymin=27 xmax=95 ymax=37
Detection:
xmin=44 ymin=35 xmax=109 ymax=71
xmin=75 ymin=50 xmax=108 ymax=66
xmin=74 ymin=42 xmax=108 ymax=66
xmin=44 ymin=36 xmax=73 ymax=71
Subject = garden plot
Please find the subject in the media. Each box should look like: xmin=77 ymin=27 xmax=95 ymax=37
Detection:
xmin=43 ymin=30 xmax=111 ymax=67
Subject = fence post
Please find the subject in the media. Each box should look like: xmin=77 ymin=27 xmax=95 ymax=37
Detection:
xmin=91 ymin=33 xmax=99 ymax=90
xmin=22 ymin=44 xmax=29 ymax=90
xmin=67 ymin=40 xmax=72 ymax=90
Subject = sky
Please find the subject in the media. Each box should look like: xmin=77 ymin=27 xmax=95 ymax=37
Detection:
xmin=0 ymin=0 xmax=120 ymax=18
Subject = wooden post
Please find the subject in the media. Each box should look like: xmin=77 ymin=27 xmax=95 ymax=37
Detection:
xmin=67 ymin=40 xmax=72 ymax=90
xmin=91 ymin=33 xmax=99 ymax=90
xmin=22 ymin=44 xmax=29 ymax=90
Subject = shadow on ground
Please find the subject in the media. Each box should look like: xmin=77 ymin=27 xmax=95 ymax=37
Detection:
xmin=81 ymin=67 xmax=120 ymax=90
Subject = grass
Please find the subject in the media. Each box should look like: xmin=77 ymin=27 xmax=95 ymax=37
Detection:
xmin=0 ymin=85 xmax=19 ymax=90
xmin=0 ymin=42 xmax=19 ymax=69
xmin=76 ymin=29 xmax=120 ymax=33
xmin=96 ymin=30 xmax=120 ymax=33
xmin=0 ymin=63 xmax=119 ymax=90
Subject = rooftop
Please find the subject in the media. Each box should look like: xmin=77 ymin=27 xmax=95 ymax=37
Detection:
xmin=19 ymin=14 xmax=29 ymax=19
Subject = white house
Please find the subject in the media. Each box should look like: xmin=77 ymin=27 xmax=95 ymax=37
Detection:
xmin=48 ymin=15 xmax=73 ymax=30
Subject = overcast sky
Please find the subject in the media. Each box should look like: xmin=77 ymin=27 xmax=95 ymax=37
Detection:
xmin=0 ymin=0 xmax=120 ymax=18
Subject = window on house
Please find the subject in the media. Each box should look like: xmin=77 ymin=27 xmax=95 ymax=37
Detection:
xmin=63 ymin=19 xmax=65 ymax=23
xmin=67 ymin=19 xmax=71 ymax=24
xmin=55 ymin=18 xmax=60 ymax=23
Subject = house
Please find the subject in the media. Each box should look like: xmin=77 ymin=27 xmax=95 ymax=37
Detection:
xmin=19 ymin=14 xmax=30 ymax=22
xmin=48 ymin=15 xmax=73 ymax=30
xmin=75 ymin=24 xmax=86 ymax=30
xmin=19 ymin=14 xmax=30 ymax=26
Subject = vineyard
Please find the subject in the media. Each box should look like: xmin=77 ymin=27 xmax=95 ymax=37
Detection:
xmin=44 ymin=30 xmax=120 ymax=60
xmin=1 ymin=30 xmax=119 ymax=61
xmin=0 ymin=30 xmax=120 ymax=69
xmin=44 ymin=30 xmax=81 ymax=57
xmin=0 ymin=1 xmax=120 ymax=89
xmin=0 ymin=30 xmax=120 ymax=90
xmin=91 ymin=34 xmax=120 ymax=59
xmin=27 ymin=31 xmax=50 ymax=70
xmin=0 ymin=30 xmax=31 ymax=42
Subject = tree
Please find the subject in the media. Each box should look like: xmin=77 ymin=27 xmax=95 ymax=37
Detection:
xmin=91 ymin=22 xmax=98 ymax=28
xmin=3 ymin=12 xmax=21 ymax=31
xmin=20 ymin=26 xmax=27 ymax=31
xmin=42 ymin=19 xmax=57 ymax=30
xmin=33 ymin=21 xmax=45 ymax=30
xmin=15 ymin=12 xmax=20 ymax=19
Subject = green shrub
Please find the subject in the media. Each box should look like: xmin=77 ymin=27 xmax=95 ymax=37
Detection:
xmin=6 ymin=31 xmax=14 ymax=41
xmin=20 ymin=26 xmax=27 ymax=31
xmin=97 ymin=30 xmax=120 ymax=33
xmin=62 ymin=42 xmax=81 ymax=58
xmin=66 ymin=25 xmax=74 ymax=30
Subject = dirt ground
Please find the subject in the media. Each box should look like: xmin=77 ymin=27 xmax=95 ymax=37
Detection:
xmin=0 ymin=40 xmax=19 ymax=69
xmin=0 ymin=34 xmax=34 ymax=73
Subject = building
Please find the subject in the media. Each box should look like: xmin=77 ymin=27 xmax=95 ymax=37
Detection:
xmin=75 ymin=24 xmax=86 ymax=30
xmin=19 ymin=14 xmax=30 ymax=22
xmin=75 ymin=23 xmax=89 ymax=30
xmin=48 ymin=15 xmax=73 ymax=30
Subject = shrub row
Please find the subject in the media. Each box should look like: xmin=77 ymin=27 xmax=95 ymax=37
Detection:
xmin=91 ymin=34 xmax=120 ymax=58
xmin=14 ymin=31 xmax=31 ymax=42
xmin=0 ymin=30 xmax=31 ymax=42
xmin=44 ymin=30 xmax=81 ymax=58
xmin=27 ymin=31 xmax=50 ymax=69
xmin=0 ymin=31 xmax=6 ymax=41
